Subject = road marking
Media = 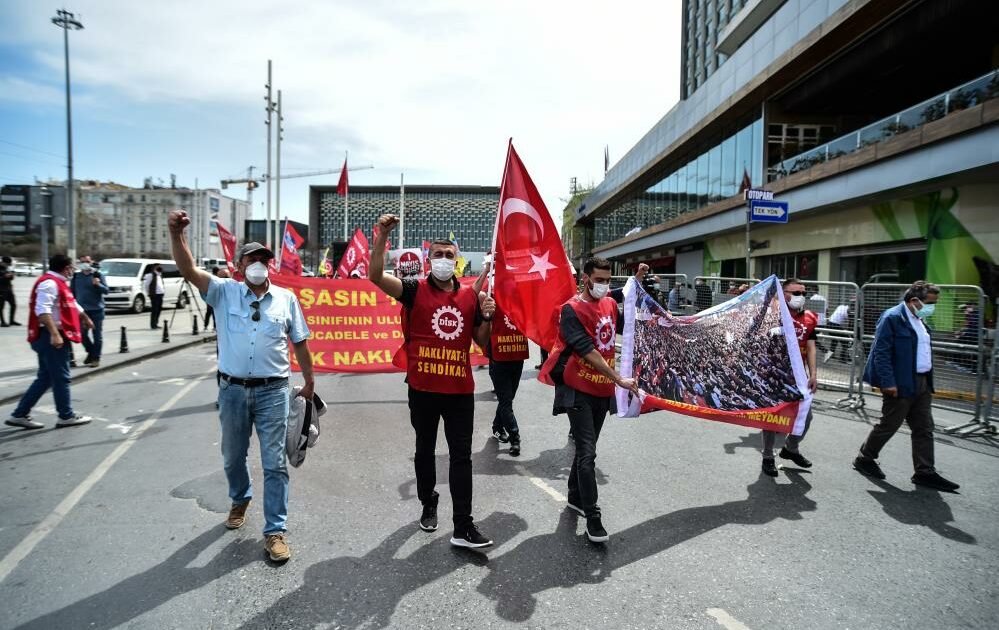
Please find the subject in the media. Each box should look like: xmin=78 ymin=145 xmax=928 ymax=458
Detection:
xmin=707 ymin=608 xmax=752 ymax=630
xmin=0 ymin=372 xmax=210 ymax=585
xmin=513 ymin=464 xmax=566 ymax=502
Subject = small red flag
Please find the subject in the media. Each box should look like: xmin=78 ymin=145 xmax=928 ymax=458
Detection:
xmin=492 ymin=141 xmax=576 ymax=350
xmin=336 ymin=228 xmax=371 ymax=278
xmin=278 ymin=222 xmax=305 ymax=276
xmin=739 ymin=167 xmax=752 ymax=194
xmin=337 ymin=158 xmax=349 ymax=197
xmin=215 ymin=220 xmax=238 ymax=275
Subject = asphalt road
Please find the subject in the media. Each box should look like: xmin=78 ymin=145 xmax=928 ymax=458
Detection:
xmin=1 ymin=344 xmax=997 ymax=630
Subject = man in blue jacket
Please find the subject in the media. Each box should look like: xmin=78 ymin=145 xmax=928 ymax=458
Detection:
xmin=853 ymin=281 xmax=959 ymax=491
xmin=70 ymin=255 xmax=109 ymax=368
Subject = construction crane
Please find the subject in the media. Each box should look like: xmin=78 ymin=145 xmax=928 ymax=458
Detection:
xmin=220 ymin=164 xmax=373 ymax=213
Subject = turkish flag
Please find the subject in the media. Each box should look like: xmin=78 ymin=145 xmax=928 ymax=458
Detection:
xmin=215 ymin=220 xmax=238 ymax=275
xmin=492 ymin=141 xmax=576 ymax=349
xmin=337 ymin=158 xmax=349 ymax=197
xmin=336 ymin=228 xmax=370 ymax=278
xmin=279 ymin=222 xmax=305 ymax=276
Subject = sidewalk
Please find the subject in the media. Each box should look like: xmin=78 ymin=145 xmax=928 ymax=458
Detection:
xmin=0 ymin=284 xmax=215 ymax=405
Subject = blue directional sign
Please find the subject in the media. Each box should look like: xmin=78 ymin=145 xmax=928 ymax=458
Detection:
xmin=750 ymin=199 xmax=789 ymax=223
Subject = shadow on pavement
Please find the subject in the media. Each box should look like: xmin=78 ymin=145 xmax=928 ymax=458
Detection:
xmin=239 ymin=511 xmax=528 ymax=630
xmin=865 ymin=478 xmax=976 ymax=544
xmin=397 ymin=438 xmax=607 ymax=500
xmin=10 ymin=525 xmax=258 ymax=630
xmin=477 ymin=471 xmax=815 ymax=623
xmin=171 ymin=470 xmax=232 ymax=514
xmin=721 ymin=432 xmax=759 ymax=455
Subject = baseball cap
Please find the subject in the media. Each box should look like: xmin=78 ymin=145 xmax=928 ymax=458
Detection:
xmin=235 ymin=242 xmax=275 ymax=261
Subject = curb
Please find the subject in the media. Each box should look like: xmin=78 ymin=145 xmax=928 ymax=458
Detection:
xmin=0 ymin=334 xmax=217 ymax=407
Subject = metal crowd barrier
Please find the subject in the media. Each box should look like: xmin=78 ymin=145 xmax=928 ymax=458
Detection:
xmin=859 ymin=283 xmax=986 ymax=426
xmin=793 ymin=281 xmax=865 ymax=407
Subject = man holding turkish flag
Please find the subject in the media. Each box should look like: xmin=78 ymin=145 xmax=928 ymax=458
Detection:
xmin=490 ymin=141 xmax=576 ymax=350
xmin=336 ymin=228 xmax=370 ymax=278
xmin=278 ymin=221 xmax=305 ymax=276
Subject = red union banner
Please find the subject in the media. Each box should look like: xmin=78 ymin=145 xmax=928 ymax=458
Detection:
xmin=616 ymin=276 xmax=812 ymax=435
xmin=273 ymin=275 xmax=488 ymax=373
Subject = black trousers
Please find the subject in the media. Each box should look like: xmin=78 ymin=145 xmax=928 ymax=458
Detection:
xmin=150 ymin=294 xmax=164 ymax=328
xmin=489 ymin=360 xmax=523 ymax=440
xmin=567 ymin=391 xmax=611 ymax=519
xmin=204 ymin=304 xmax=215 ymax=329
xmin=408 ymin=387 xmax=474 ymax=528
xmin=859 ymin=374 xmax=936 ymax=474
xmin=0 ymin=290 xmax=15 ymax=324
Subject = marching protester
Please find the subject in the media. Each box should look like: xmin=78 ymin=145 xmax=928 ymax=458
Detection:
xmin=487 ymin=299 xmax=529 ymax=456
xmin=70 ymin=255 xmax=108 ymax=367
xmin=369 ymin=213 xmax=497 ymax=549
xmin=760 ymin=278 xmax=818 ymax=477
xmin=539 ymin=257 xmax=643 ymax=543
xmin=0 ymin=255 xmax=19 ymax=326
xmin=168 ymin=210 xmax=315 ymax=562
xmin=5 ymin=255 xmax=94 ymax=429
xmin=853 ymin=281 xmax=959 ymax=491
xmin=143 ymin=264 xmax=165 ymax=329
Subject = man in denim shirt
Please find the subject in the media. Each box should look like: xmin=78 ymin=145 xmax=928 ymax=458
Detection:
xmin=169 ymin=210 xmax=315 ymax=563
xmin=70 ymin=255 xmax=108 ymax=367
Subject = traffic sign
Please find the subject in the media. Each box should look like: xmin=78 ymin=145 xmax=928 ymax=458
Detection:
xmin=749 ymin=199 xmax=789 ymax=223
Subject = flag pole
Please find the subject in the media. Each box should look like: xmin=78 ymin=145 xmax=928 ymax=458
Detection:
xmin=277 ymin=215 xmax=289 ymax=270
xmin=487 ymin=139 xmax=513 ymax=298
xmin=343 ymin=151 xmax=349 ymax=242
xmin=399 ymin=172 xmax=405 ymax=249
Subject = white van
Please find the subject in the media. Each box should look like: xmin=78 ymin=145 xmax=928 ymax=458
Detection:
xmin=99 ymin=258 xmax=190 ymax=314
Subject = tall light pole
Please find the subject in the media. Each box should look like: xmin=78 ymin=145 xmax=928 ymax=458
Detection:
xmin=39 ymin=187 xmax=53 ymax=266
xmin=264 ymin=60 xmax=275 ymax=251
xmin=52 ymin=9 xmax=83 ymax=261
xmin=275 ymin=89 xmax=283 ymax=249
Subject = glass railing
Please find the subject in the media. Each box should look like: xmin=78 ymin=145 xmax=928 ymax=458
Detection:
xmin=768 ymin=69 xmax=999 ymax=182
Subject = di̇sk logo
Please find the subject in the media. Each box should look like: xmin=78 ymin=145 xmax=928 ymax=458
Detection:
xmin=595 ymin=315 xmax=615 ymax=352
xmin=504 ymin=314 xmax=517 ymax=331
xmin=432 ymin=305 xmax=464 ymax=341
xmin=346 ymin=247 xmax=356 ymax=265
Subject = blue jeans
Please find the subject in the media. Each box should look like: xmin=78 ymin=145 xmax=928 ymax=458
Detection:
xmin=13 ymin=328 xmax=74 ymax=419
xmin=218 ymin=378 xmax=290 ymax=535
xmin=81 ymin=309 xmax=104 ymax=360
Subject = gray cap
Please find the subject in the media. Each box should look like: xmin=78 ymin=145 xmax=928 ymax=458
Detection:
xmin=235 ymin=242 xmax=275 ymax=261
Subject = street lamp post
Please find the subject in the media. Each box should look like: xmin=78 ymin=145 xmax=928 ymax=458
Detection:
xmin=39 ymin=187 xmax=54 ymax=267
xmin=52 ymin=9 xmax=83 ymax=261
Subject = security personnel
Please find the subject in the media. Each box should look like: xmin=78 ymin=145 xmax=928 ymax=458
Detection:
xmin=369 ymin=213 xmax=496 ymax=549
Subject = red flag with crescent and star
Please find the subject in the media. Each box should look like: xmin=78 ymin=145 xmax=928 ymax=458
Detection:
xmin=491 ymin=140 xmax=576 ymax=350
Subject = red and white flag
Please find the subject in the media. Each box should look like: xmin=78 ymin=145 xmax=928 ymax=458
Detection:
xmin=337 ymin=158 xmax=349 ymax=197
xmin=278 ymin=221 xmax=305 ymax=276
xmin=215 ymin=220 xmax=238 ymax=274
xmin=491 ymin=141 xmax=576 ymax=349
xmin=336 ymin=228 xmax=371 ymax=278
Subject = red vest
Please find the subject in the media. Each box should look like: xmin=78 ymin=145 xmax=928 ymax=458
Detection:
xmin=489 ymin=303 xmax=529 ymax=362
xmin=27 ymin=273 xmax=82 ymax=343
xmin=790 ymin=309 xmax=818 ymax=361
xmin=540 ymin=294 xmax=618 ymax=397
xmin=393 ymin=278 xmax=478 ymax=394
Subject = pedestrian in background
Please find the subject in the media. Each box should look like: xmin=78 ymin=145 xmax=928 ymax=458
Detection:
xmin=488 ymin=300 xmax=529 ymax=456
xmin=70 ymin=255 xmax=108 ymax=367
xmin=169 ymin=210 xmax=315 ymax=562
xmin=0 ymin=255 xmax=20 ymax=326
xmin=853 ymin=281 xmax=960 ymax=491
xmin=369 ymin=213 xmax=497 ymax=549
xmin=5 ymin=254 xmax=93 ymax=430
xmin=143 ymin=264 xmax=165 ymax=329
xmin=203 ymin=266 xmax=229 ymax=330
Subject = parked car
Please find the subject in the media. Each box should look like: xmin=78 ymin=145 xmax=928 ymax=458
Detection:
xmin=99 ymin=258 xmax=189 ymax=313
xmin=13 ymin=263 xmax=35 ymax=276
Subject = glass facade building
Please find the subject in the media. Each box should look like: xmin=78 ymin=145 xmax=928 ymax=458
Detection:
xmin=682 ymin=0 xmax=749 ymax=98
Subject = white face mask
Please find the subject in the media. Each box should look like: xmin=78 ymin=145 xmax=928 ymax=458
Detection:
xmin=244 ymin=261 xmax=269 ymax=285
xmin=588 ymin=280 xmax=610 ymax=300
xmin=430 ymin=258 xmax=455 ymax=282
xmin=788 ymin=295 xmax=806 ymax=311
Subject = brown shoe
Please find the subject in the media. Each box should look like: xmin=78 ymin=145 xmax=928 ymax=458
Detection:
xmin=226 ymin=500 xmax=250 ymax=529
xmin=265 ymin=532 xmax=291 ymax=562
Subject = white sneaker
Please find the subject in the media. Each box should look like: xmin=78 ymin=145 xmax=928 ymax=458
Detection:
xmin=5 ymin=416 xmax=44 ymax=430
xmin=822 ymin=350 xmax=834 ymax=363
xmin=55 ymin=415 xmax=92 ymax=428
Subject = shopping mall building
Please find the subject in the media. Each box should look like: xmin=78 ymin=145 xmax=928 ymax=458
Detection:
xmin=574 ymin=0 xmax=999 ymax=290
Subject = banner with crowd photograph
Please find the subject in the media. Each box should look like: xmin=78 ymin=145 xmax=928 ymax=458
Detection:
xmin=616 ymin=276 xmax=811 ymax=435
xmin=272 ymin=275 xmax=487 ymax=373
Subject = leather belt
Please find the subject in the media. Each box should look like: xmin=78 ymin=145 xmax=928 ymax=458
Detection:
xmin=218 ymin=372 xmax=287 ymax=388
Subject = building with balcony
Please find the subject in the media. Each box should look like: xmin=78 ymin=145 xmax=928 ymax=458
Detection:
xmin=576 ymin=0 xmax=999 ymax=293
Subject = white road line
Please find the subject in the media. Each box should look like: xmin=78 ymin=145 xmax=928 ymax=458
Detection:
xmin=513 ymin=464 xmax=566 ymax=502
xmin=707 ymin=608 xmax=752 ymax=630
xmin=0 ymin=372 xmax=211 ymax=585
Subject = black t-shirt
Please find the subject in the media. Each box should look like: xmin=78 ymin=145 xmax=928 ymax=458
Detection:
xmin=0 ymin=263 xmax=12 ymax=292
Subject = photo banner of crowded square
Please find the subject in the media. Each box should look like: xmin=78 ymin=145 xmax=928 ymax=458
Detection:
xmin=616 ymin=276 xmax=812 ymax=436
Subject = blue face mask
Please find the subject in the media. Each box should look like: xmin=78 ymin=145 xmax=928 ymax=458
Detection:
xmin=915 ymin=302 xmax=935 ymax=319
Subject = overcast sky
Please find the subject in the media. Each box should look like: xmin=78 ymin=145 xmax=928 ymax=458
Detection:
xmin=0 ymin=0 xmax=681 ymax=239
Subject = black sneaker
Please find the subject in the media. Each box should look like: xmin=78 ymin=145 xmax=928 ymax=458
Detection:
xmin=492 ymin=427 xmax=509 ymax=443
xmin=853 ymin=456 xmax=886 ymax=480
xmin=762 ymin=458 xmax=778 ymax=477
xmin=450 ymin=522 xmax=493 ymax=548
xmin=912 ymin=472 xmax=960 ymax=492
xmin=509 ymin=441 xmax=521 ymax=457
xmin=779 ymin=447 xmax=812 ymax=468
xmin=585 ymin=516 xmax=609 ymax=543
xmin=419 ymin=492 xmax=439 ymax=531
